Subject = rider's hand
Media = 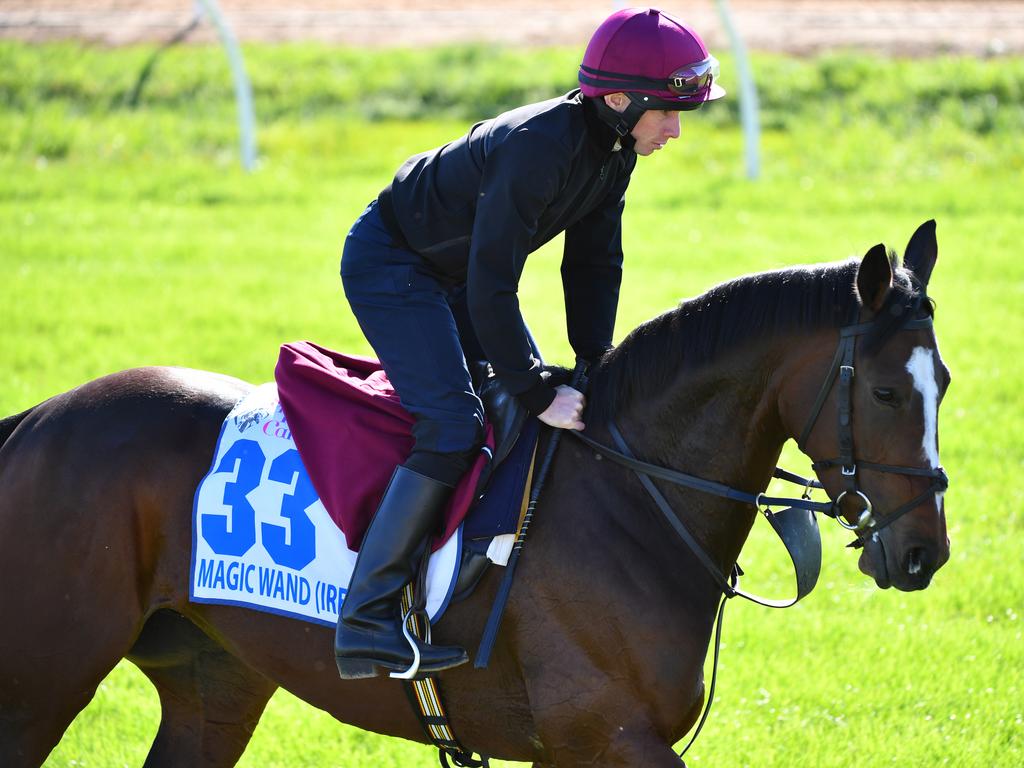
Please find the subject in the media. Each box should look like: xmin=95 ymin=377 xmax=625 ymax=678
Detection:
xmin=537 ymin=385 xmax=586 ymax=431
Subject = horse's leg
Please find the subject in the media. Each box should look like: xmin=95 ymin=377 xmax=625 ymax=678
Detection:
xmin=0 ymin=648 xmax=125 ymax=768
xmin=0 ymin=369 xmax=251 ymax=767
xmin=520 ymin=670 xmax=701 ymax=767
xmin=0 ymin=596 xmax=132 ymax=767
xmin=0 ymin=451 xmax=148 ymax=766
xmin=128 ymin=610 xmax=277 ymax=768
xmin=515 ymin=612 xmax=702 ymax=768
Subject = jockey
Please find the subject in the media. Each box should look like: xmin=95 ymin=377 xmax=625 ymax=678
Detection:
xmin=334 ymin=7 xmax=725 ymax=679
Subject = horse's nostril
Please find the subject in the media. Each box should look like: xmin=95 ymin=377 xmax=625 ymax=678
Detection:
xmin=906 ymin=547 xmax=926 ymax=575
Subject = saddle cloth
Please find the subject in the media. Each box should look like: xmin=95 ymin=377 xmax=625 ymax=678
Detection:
xmin=190 ymin=343 xmax=536 ymax=627
xmin=274 ymin=341 xmax=494 ymax=552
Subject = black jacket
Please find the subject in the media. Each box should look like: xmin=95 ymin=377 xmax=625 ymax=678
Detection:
xmin=377 ymin=89 xmax=636 ymax=413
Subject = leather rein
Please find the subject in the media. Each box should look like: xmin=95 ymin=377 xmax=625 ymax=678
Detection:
xmin=566 ymin=303 xmax=950 ymax=759
xmin=570 ymin=305 xmax=949 ymax=603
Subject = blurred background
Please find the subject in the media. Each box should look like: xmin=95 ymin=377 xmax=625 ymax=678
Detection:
xmin=1 ymin=2 xmax=1022 ymax=767
xmin=5 ymin=0 xmax=1024 ymax=54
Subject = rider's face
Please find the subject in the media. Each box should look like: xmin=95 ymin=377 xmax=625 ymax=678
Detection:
xmin=629 ymin=109 xmax=681 ymax=156
xmin=603 ymin=93 xmax=682 ymax=156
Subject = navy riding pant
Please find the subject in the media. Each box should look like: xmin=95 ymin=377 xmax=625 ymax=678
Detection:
xmin=341 ymin=200 xmax=496 ymax=484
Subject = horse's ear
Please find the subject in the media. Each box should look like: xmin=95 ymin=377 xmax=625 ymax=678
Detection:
xmin=857 ymin=243 xmax=893 ymax=313
xmin=903 ymin=219 xmax=938 ymax=288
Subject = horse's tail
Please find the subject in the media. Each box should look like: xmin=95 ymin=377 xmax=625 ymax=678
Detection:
xmin=0 ymin=406 xmax=36 ymax=452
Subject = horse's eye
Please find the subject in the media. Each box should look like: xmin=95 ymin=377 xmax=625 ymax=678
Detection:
xmin=873 ymin=388 xmax=898 ymax=406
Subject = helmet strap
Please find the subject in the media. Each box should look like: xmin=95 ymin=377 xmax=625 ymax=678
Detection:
xmin=591 ymin=96 xmax=645 ymax=147
xmin=618 ymin=99 xmax=648 ymax=137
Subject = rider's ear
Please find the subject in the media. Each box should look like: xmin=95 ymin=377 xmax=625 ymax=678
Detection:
xmin=856 ymin=243 xmax=893 ymax=313
xmin=603 ymin=92 xmax=629 ymax=113
xmin=903 ymin=219 xmax=938 ymax=289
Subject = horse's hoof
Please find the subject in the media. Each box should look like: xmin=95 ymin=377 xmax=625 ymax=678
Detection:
xmin=335 ymin=656 xmax=380 ymax=680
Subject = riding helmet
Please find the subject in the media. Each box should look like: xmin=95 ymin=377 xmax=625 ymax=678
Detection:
xmin=579 ymin=7 xmax=725 ymax=134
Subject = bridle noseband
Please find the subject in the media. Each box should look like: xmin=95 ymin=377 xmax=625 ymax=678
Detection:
xmin=796 ymin=306 xmax=949 ymax=548
xmin=564 ymin=297 xmax=950 ymax=760
xmin=570 ymin=295 xmax=950 ymax=592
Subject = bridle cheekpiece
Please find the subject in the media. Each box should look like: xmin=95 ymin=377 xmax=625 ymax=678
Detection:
xmin=797 ymin=297 xmax=950 ymax=547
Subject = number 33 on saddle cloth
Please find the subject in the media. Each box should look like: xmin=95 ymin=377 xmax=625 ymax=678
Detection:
xmin=190 ymin=341 xmax=536 ymax=629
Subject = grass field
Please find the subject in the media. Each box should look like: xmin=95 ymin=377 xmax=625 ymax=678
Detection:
xmin=1 ymin=41 xmax=1022 ymax=767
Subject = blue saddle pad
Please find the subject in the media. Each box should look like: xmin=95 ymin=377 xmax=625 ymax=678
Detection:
xmin=465 ymin=419 xmax=540 ymax=542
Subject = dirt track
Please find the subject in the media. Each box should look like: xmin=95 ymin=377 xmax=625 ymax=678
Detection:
xmin=1 ymin=1 xmax=1023 ymax=55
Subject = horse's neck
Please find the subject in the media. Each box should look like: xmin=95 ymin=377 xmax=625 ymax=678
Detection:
xmin=608 ymin=346 xmax=788 ymax=576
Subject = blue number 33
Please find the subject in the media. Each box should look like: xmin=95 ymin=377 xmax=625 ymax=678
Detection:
xmin=201 ymin=439 xmax=317 ymax=570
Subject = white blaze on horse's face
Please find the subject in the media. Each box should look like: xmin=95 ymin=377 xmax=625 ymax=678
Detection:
xmin=905 ymin=346 xmax=945 ymax=519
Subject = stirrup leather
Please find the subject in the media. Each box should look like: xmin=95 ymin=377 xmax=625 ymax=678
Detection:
xmin=390 ymin=585 xmax=430 ymax=680
xmin=397 ymin=583 xmax=490 ymax=768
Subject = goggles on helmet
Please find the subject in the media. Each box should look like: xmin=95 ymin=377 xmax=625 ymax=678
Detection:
xmin=578 ymin=55 xmax=720 ymax=102
xmin=667 ymin=57 xmax=720 ymax=96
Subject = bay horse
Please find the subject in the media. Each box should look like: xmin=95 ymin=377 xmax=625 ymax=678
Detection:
xmin=0 ymin=221 xmax=949 ymax=767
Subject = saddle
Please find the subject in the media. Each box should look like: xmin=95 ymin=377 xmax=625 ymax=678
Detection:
xmin=275 ymin=342 xmax=538 ymax=604
xmin=469 ymin=362 xmax=530 ymax=485
xmin=450 ymin=365 xmax=535 ymax=602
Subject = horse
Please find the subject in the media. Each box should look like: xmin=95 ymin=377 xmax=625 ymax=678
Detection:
xmin=0 ymin=221 xmax=949 ymax=767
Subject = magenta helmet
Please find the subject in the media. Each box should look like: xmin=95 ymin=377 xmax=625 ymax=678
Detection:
xmin=579 ymin=7 xmax=725 ymax=111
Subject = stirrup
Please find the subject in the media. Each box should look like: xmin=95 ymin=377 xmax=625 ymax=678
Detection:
xmin=389 ymin=603 xmax=430 ymax=680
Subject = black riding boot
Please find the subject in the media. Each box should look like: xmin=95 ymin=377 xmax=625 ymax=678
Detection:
xmin=334 ymin=465 xmax=469 ymax=679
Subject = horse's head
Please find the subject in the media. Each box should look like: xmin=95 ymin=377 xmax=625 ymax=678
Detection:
xmin=782 ymin=221 xmax=950 ymax=591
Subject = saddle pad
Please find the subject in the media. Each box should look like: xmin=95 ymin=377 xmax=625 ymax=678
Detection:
xmin=190 ymin=383 xmax=461 ymax=626
xmin=275 ymin=341 xmax=495 ymax=553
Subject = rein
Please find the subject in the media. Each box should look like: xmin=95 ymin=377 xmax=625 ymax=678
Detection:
xmin=568 ymin=303 xmax=950 ymax=759
xmin=572 ymin=305 xmax=949 ymax=592
xmin=572 ymin=424 xmax=826 ymax=606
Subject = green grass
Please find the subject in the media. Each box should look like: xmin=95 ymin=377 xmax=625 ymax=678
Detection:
xmin=1 ymin=41 xmax=1022 ymax=767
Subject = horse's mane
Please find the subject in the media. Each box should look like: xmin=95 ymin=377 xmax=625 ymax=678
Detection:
xmin=0 ymin=406 xmax=36 ymax=452
xmin=587 ymin=255 xmax=928 ymax=424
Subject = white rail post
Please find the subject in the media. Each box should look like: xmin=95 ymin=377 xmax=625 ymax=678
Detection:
xmin=714 ymin=0 xmax=761 ymax=180
xmin=196 ymin=0 xmax=258 ymax=171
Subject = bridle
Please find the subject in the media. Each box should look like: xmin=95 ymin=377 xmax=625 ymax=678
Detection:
xmin=797 ymin=303 xmax=949 ymax=548
xmin=570 ymin=293 xmax=950 ymax=591
xmin=567 ymin=294 xmax=950 ymax=758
